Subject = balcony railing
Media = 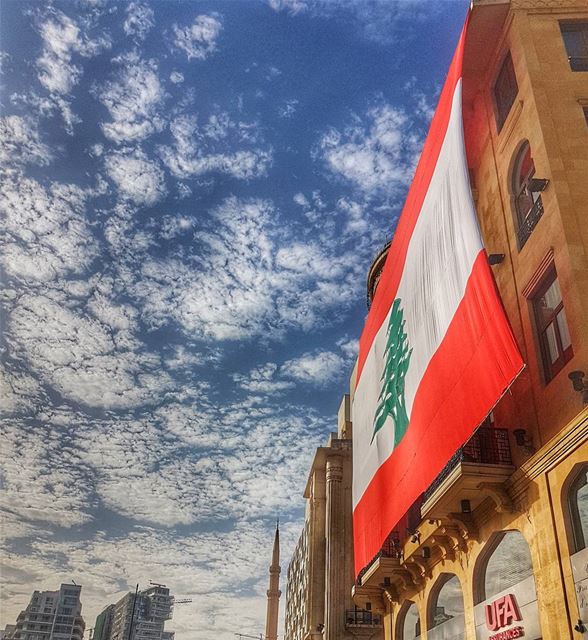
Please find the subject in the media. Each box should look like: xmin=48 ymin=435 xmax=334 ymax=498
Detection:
xmin=345 ymin=609 xmax=382 ymax=627
xmin=423 ymin=427 xmax=512 ymax=502
xmin=517 ymin=197 xmax=543 ymax=248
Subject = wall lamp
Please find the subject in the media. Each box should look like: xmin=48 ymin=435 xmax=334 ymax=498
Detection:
xmin=568 ymin=370 xmax=588 ymax=405
xmin=407 ymin=529 xmax=421 ymax=544
xmin=460 ymin=499 xmax=471 ymax=514
xmin=513 ymin=428 xmax=535 ymax=455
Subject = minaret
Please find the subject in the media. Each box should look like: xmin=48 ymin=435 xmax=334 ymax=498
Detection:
xmin=264 ymin=521 xmax=281 ymax=640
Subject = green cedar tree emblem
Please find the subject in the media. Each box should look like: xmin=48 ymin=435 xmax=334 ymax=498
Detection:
xmin=371 ymin=298 xmax=412 ymax=445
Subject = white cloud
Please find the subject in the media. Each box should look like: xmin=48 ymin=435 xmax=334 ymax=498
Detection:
xmin=268 ymin=0 xmax=439 ymax=44
xmin=170 ymin=71 xmax=184 ymax=84
xmin=0 ymin=366 xmax=44 ymax=415
xmin=281 ymin=350 xmax=345 ymax=386
xmin=0 ymin=174 xmax=99 ymax=283
xmin=234 ymin=363 xmax=295 ymax=395
xmin=123 ymin=2 xmax=154 ymax=40
xmin=8 ymin=293 xmax=172 ymax=409
xmin=36 ymin=10 xmax=108 ymax=94
xmin=127 ymin=196 xmax=367 ymax=340
xmin=172 ymin=14 xmax=223 ymax=61
xmin=318 ymin=103 xmax=422 ymax=196
xmin=0 ymin=115 xmax=53 ymax=167
xmin=105 ymin=148 xmax=166 ymax=206
xmin=159 ymin=114 xmax=272 ymax=180
xmin=0 ymin=421 xmax=94 ymax=528
xmin=98 ymin=55 xmax=166 ymax=144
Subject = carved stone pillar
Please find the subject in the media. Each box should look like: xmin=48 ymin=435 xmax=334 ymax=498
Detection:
xmin=325 ymin=457 xmax=344 ymax=640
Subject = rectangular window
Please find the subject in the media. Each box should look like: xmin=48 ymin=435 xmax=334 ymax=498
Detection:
xmin=532 ymin=269 xmax=573 ymax=381
xmin=561 ymin=22 xmax=588 ymax=71
xmin=493 ymin=52 xmax=519 ymax=132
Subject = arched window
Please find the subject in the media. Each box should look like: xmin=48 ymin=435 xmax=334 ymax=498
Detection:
xmin=427 ymin=574 xmax=465 ymax=640
xmin=511 ymin=141 xmax=544 ymax=248
xmin=475 ymin=531 xmax=534 ymax=603
xmin=569 ymin=465 xmax=588 ymax=553
xmin=396 ymin=601 xmax=421 ymax=640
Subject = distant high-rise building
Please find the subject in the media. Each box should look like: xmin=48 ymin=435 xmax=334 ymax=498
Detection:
xmin=96 ymin=585 xmax=174 ymax=640
xmin=93 ymin=606 xmax=114 ymax=640
xmin=6 ymin=584 xmax=85 ymax=640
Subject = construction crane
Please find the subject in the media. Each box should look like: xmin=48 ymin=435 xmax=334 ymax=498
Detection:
xmin=234 ymin=634 xmax=263 ymax=640
xmin=173 ymin=599 xmax=192 ymax=605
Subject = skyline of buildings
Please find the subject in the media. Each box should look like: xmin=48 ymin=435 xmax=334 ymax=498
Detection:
xmin=2 ymin=585 xmax=176 ymax=640
xmin=2 ymin=584 xmax=85 ymax=640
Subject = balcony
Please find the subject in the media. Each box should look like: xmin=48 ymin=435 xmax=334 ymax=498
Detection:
xmin=345 ymin=609 xmax=383 ymax=628
xmin=517 ymin=197 xmax=543 ymax=249
xmin=421 ymin=427 xmax=514 ymax=520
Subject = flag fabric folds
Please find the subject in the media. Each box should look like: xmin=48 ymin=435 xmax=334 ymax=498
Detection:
xmin=352 ymin=17 xmax=524 ymax=577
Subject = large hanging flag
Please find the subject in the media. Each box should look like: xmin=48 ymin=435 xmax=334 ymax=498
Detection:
xmin=352 ymin=17 xmax=524 ymax=576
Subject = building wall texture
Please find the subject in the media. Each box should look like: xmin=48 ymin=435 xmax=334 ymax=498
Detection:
xmin=284 ymin=398 xmax=384 ymax=640
xmin=352 ymin=1 xmax=588 ymax=639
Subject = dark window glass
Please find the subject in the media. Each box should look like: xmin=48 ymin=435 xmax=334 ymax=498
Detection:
xmin=493 ymin=53 xmax=519 ymax=131
xmin=512 ymin=142 xmax=544 ymax=248
xmin=570 ymin=466 xmax=588 ymax=552
xmin=532 ymin=269 xmax=573 ymax=381
xmin=561 ymin=22 xmax=588 ymax=71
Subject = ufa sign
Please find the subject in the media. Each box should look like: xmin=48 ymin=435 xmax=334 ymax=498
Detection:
xmin=474 ymin=575 xmax=541 ymax=640
xmin=485 ymin=594 xmax=524 ymax=639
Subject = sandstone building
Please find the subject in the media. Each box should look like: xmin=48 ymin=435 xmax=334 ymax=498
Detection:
xmin=352 ymin=1 xmax=588 ymax=640
xmin=284 ymin=397 xmax=384 ymax=640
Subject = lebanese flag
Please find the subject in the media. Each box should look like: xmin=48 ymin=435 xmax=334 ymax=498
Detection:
xmin=352 ymin=16 xmax=524 ymax=576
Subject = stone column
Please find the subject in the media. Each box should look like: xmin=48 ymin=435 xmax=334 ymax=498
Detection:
xmin=325 ymin=456 xmax=344 ymax=640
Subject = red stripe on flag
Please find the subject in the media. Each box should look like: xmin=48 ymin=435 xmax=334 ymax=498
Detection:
xmin=356 ymin=18 xmax=469 ymax=388
xmin=353 ymin=251 xmax=523 ymax=575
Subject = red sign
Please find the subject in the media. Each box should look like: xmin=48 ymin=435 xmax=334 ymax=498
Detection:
xmin=488 ymin=628 xmax=524 ymax=640
xmin=485 ymin=594 xmax=522 ymax=632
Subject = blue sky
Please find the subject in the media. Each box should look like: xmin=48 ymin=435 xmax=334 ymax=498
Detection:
xmin=0 ymin=1 xmax=468 ymax=637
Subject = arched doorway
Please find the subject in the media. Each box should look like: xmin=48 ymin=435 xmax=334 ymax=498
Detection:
xmin=395 ymin=601 xmax=421 ymax=640
xmin=427 ymin=574 xmax=465 ymax=640
xmin=473 ymin=530 xmax=542 ymax=639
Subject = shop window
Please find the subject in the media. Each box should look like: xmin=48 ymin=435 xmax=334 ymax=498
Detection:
xmin=427 ymin=574 xmax=465 ymax=640
xmin=493 ymin=52 xmax=519 ymax=132
xmin=511 ymin=141 xmax=545 ymax=248
xmin=569 ymin=465 xmax=588 ymax=553
xmin=560 ymin=22 xmax=588 ymax=71
xmin=396 ymin=601 xmax=421 ymax=640
xmin=475 ymin=531 xmax=534 ymax=603
xmin=531 ymin=268 xmax=573 ymax=382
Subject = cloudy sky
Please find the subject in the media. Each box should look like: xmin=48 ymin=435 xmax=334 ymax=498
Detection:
xmin=0 ymin=1 xmax=468 ymax=637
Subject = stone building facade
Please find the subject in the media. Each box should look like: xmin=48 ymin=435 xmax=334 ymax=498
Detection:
xmin=353 ymin=1 xmax=588 ymax=640
xmin=96 ymin=585 xmax=174 ymax=640
xmin=284 ymin=397 xmax=384 ymax=640
xmin=5 ymin=584 xmax=85 ymax=640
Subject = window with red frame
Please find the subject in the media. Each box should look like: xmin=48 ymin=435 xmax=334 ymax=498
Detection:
xmin=532 ymin=269 xmax=573 ymax=381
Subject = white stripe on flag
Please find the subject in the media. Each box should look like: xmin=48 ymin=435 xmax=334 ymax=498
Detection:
xmin=352 ymin=80 xmax=482 ymax=508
